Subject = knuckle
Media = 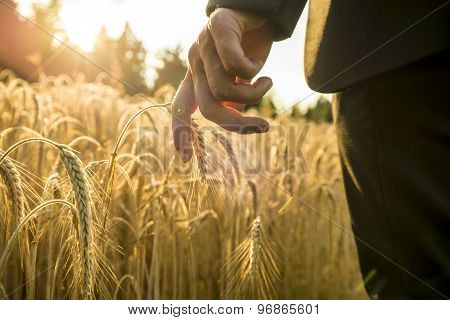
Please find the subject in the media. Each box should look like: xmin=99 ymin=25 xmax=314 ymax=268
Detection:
xmin=223 ymin=59 xmax=254 ymax=79
xmin=197 ymin=29 xmax=208 ymax=50
xmin=208 ymin=12 xmax=222 ymax=32
xmin=222 ymin=60 xmax=240 ymax=75
xmin=188 ymin=44 xmax=199 ymax=65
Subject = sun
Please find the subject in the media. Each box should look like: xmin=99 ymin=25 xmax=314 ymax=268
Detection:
xmin=59 ymin=0 xmax=125 ymax=52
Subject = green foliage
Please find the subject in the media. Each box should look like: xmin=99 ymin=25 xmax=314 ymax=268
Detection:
xmin=152 ymin=46 xmax=187 ymax=93
xmin=29 ymin=1 xmax=149 ymax=94
xmin=116 ymin=23 xmax=148 ymax=94
xmin=32 ymin=0 xmax=65 ymax=49
xmin=304 ymin=96 xmax=332 ymax=123
xmin=247 ymin=94 xmax=278 ymax=118
xmin=92 ymin=26 xmax=115 ymax=72
xmin=290 ymin=103 xmax=303 ymax=119
xmin=90 ymin=23 xmax=150 ymax=94
xmin=247 ymin=95 xmax=331 ymax=123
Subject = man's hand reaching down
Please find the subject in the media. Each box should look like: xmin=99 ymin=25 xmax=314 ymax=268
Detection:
xmin=171 ymin=8 xmax=275 ymax=162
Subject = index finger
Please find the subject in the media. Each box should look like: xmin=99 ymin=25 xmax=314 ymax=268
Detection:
xmin=172 ymin=70 xmax=197 ymax=162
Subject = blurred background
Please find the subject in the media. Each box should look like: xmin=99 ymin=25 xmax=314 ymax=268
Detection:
xmin=0 ymin=0 xmax=367 ymax=300
xmin=0 ymin=0 xmax=332 ymax=122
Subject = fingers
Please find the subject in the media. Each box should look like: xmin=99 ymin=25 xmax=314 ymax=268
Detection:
xmin=189 ymin=44 xmax=269 ymax=134
xmin=208 ymin=14 xmax=264 ymax=79
xmin=172 ymin=70 xmax=196 ymax=162
xmin=198 ymin=29 xmax=272 ymax=104
xmin=173 ymin=42 xmax=270 ymax=164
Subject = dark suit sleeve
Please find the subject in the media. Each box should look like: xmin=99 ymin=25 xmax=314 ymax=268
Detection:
xmin=206 ymin=0 xmax=307 ymax=41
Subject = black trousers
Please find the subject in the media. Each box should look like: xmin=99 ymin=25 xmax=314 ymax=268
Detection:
xmin=333 ymin=49 xmax=450 ymax=299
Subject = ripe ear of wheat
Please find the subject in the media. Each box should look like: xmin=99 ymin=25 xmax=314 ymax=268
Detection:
xmin=0 ymin=150 xmax=25 ymax=221
xmin=59 ymin=147 xmax=93 ymax=299
xmin=0 ymin=150 xmax=28 ymax=269
xmin=220 ymin=216 xmax=280 ymax=299
xmin=191 ymin=119 xmax=208 ymax=181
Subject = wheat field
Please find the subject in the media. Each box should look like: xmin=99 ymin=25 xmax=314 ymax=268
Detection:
xmin=0 ymin=69 xmax=367 ymax=299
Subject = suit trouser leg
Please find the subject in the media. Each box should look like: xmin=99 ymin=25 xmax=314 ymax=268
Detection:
xmin=333 ymin=49 xmax=450 ymax=299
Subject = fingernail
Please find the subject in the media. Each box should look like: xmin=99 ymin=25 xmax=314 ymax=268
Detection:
xmin=266 ymin=80 xmax=273 ymax=91
xmin=243 ymin=118 xmax=270 ymax=134
xmin=179 ymin=149 xmax=192 ymax=163
xmin=180 ymin=152 xmax=189 ymax=163
xmin=257 ymin=120 xmax=270 ymax=133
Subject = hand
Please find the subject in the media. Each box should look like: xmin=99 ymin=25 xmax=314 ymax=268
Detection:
xmin=172 ymin=8 xmax=274 ymax=162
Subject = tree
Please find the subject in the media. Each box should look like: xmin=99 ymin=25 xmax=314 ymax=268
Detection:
xmin=152 ymin=46 xmax=187 ymax=93
xmin=304 ymin=96 xmax=332 ymax=123
xmin=290 ymin=102 xmax=303 ymax=119
xmin=90 ymin=26 xmax=120 ymax=81
xmin=244 ymin=92 xmax=278 ymax=118
xmin=92 ymin=26 xmax=113 ymax=68
xmin=116 ymin=22 xmax=148 ymax=94
xmin=250 ymin=94 xmax=278 ymax=118
xmin=32 ymin=0 xmax=64 ymax=50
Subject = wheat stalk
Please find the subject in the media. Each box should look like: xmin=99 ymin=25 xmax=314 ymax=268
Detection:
xmin=184 ymin=210 xmax=214 ymax=237
xmin=43 ymin=172 xmax=62 ymax=200
xmin=0 ymin=200 xmax=76 ymax=278
xmin=101 ymin=103 xmax=170 ymax=228
xmin=213 ymin=131 xmax=241 ymax=183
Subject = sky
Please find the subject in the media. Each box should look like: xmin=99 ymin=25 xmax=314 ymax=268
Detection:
xmin=17 ymin=0 xmax=322 ymax=108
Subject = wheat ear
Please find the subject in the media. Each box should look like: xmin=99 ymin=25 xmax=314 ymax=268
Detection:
xmin=220 ymin=216 xmax=279 ymax=299
xmin=0 ymin=150 xmax=25 ymax=229
xmin=247 ymin=180 xmax=258 ymax=215
xmin=191 ymin=119 xmax=208 ymax=180
xmin=249 ymin=216 xmax=261 ymax=284
xmin=59 ymin=147 xmax=93 ymax=299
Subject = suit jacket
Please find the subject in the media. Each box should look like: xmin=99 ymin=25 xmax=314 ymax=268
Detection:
xmin=206 ymin=0 xmax=450 ymax=93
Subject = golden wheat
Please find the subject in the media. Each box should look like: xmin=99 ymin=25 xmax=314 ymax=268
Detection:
xmin=213 ymin=131 xmax=240 ymax=184
xmin=191 ymin=119 xmax=208 ymax=180
xmin=59 ymin=147 xmax=93 ymax=298
xmin=0 ymin=71 xmax=367 ymax=300
xmin=0 ymin=150 xmax=25 ymax=224
xmin=220 ymin=216 xmax=280 ymax=299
